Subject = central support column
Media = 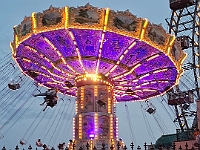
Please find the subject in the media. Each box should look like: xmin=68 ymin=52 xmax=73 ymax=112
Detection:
xmin=73 ymin=74 xmax=118 ymax=149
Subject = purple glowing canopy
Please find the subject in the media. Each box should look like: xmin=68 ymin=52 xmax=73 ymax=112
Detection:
xmin=11 ymin=4 xmax=186 ymax=102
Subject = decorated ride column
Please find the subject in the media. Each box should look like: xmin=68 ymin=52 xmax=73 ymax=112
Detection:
xmin=74 ymin=74 xmax=117 ymax=149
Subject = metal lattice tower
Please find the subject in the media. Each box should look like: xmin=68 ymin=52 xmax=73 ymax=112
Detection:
xmin=166 ymin=0 xmax=200 ymax=131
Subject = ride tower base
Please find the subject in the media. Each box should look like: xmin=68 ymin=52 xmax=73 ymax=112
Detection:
xmin=72 ymin=74 xmax=118 ymax=149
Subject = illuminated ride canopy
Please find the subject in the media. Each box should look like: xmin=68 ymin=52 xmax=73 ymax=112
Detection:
xmin=11 ymin=4 xmax=186 ymax=102
xmin=10 ymin=4 xmax=187 ymax=149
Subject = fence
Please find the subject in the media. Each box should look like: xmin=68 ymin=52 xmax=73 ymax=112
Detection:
xmin=1 ymin=141 xmax=200 ymax=150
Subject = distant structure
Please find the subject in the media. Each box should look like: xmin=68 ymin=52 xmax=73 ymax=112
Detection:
xmin=153 ymin=0 xmax=200 ymax=149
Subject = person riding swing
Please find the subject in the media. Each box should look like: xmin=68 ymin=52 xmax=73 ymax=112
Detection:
xmin=33 ymin=88 xmax=58 ymax=111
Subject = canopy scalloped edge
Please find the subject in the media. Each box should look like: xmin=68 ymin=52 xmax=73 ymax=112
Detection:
xmin=10 ymin=3 xmax=187 ymax=102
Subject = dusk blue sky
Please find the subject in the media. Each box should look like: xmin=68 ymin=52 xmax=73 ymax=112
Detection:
xmin=0 ymin=0 xmax=180 ymax=149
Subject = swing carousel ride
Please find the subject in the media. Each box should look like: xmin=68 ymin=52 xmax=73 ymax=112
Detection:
xmin=1 ymin=3 xmax=187 ymax=149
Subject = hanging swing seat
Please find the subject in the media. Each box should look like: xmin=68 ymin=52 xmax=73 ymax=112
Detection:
xmin=146 ymin=107 xmax=156 ymax=114
xmin=0 ymin=133 xmax=4 ymax=139
xmin=20 ymin=139 xmax=27 ymax=145
xmin=65 ymin=81 xmax=74 ymax=88
xmin=36 ymin=139 xmax=43 ymax=147
xmin=8 ymin=82 xmax=20 ymax=90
